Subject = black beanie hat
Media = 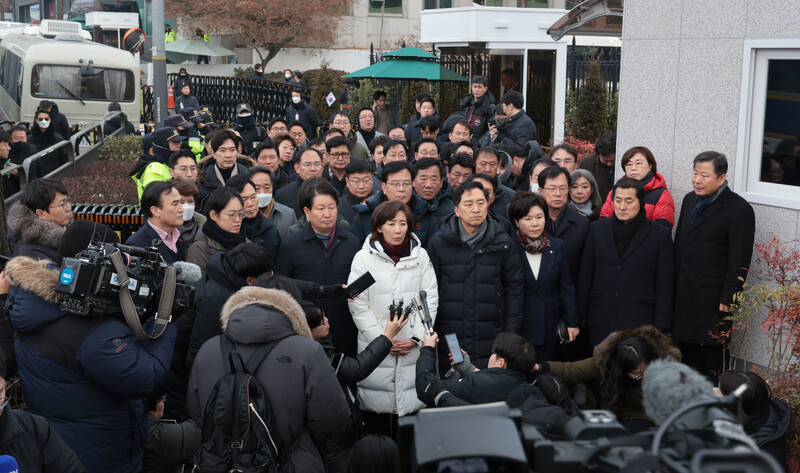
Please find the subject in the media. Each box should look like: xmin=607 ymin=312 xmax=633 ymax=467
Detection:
xmin=58 ymin=220 xmax=120 ymax=258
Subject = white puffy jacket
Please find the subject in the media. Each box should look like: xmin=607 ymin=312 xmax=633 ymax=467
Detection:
xmin=347 ymin=234 xmax=439 ymax=416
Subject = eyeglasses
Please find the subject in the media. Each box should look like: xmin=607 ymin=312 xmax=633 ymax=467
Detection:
xmin=176 ymin=165 xmax=197 ymax=173
xmin=300 ymin=162 xmax=323 ymax=168
xmin=332 ymin=120 xmax=351 ymax=126
xmin=542 ymin=186 xmax=568 ymax=194
xmin=49 ymin=198 xmax=71 ymax=210
xmin=271 ymin=126 xmax=288 ymax=133
xmin=280 ymin=145 xmax=296 ymax=152
xmin=222 ymin=211 xmax=244 ymax=221
xmin=347 ymin=176 xmax=372 ymax=185
xmin=330 ymin=152 xmax=351 ymax=159
xmin=387 ymin=180 xmax=413 ymax=189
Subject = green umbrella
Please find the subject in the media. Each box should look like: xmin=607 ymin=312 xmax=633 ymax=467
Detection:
xmin=345 ymin=47 xmax=467 ymax=81
xmin=164 ymin=38 xmax=235 ymax=64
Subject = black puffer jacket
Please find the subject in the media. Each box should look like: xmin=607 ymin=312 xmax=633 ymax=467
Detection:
xmin=0 ymin=408 xmax=86 ymax=473
xmin=747 ymin=397 xmax=792 ymax=471
xmin=426 ymin=213 xmax=524 ymax=368
xmin=241 ymin=212 xmax=281 ymax=260
xmin=460 ymin=91 xmax=496 ymax=138
xmin=187 ymin=288 xmax=352 ymax=473
xmin=186 ymin=251 xmax=249 ymax=370
xmin=28 ymin=126 xmax=67 ymax=175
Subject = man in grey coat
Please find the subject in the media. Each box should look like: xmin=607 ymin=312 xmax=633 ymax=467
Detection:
xmin=187 ymin=287 xmax=352 ymax=473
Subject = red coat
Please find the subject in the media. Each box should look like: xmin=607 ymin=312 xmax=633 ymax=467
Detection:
xmin=599 ymin=172 xmax=675 ymax=227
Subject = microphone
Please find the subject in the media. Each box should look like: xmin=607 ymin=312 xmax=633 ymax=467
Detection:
xmin=418 ymin=291 xmax=434 ymax=336
xmin=642 ymin=358 xmax=717 ymax=425
xmin=173 ymin=261 xmax=203 ymax=283
xmin=0 ymin=455 xmax=19 ymax=473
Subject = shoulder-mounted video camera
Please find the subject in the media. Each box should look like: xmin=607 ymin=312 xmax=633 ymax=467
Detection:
xmin=56 ymin=240 xmax=194 ymax=340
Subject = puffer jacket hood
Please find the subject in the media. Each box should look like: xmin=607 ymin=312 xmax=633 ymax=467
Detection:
xmin=751 ymin=397 xmax=792 ymax=447
xmin=7 ymin=203 xmax=66 ymax=252
xmin=220 ymin=287 xmax=312 ymax=340
xmin=592 ymin=325 xmax=681 ymax=371
xmin=5 ymin=256 xmax=60 ymax=305
xmin=206 ymin=251 xmax=247 ymax=293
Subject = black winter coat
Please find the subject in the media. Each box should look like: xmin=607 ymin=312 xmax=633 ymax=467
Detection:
xmin=200 ymin=161 xmax=250 ymax=195
xmin=50 ymin=103 xmax=71 ymax=139
xmin=338 ymin=188 xmax=366 ymax=223
xmin=747 ymin=398 xmax=792 ymax=471
xmin=0 ymin=408 xmax=86 ymax=473
xmin=349 ymin=192 xmax=439 ymax=247
xmin=286 ymin=100 xmax=320 ymax=138
xmin=578 ymin=217 xmax=674 ymax=346
xmin=513 ymin=236 xmax=578 ymax=347
xmin=275 ymin=223 xmax=362 ymax=356
xmin=545 ymin=204 xmax=590 ymax=281
xmin=125 ymin=221 xmax=187 ymax=264
xmin=502 ymin=110 xmax=537 ymax=147
xmin=28 ymin=127 xmax=67 ymax=175
xmin=241 ymin=212 xmax=281 ymax=260
xmin=274 ymin=178 xmax=303 ymax=218
xmin=187 ymin=289 xmax=352 ymax=473
xmin=672 ymin=186 xmax=755 ymax=344
xmin=426 ymin=213 xmax=524 ymax=369
xmin=186 ymin=251 xmax=249 ymax=370
xmin=460 ymin=91 xmax=495 ymax=139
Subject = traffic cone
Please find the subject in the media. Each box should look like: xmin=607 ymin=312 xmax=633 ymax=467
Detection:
xmin=167 ymin=86 xmax=175 ymax=110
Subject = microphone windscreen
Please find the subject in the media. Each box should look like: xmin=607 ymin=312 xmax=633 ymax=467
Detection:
xmin=642 ymin=359 xmax=715 ymax=425
xmin=173 ymin=261 xmax=202 ymax=283
xmin=0 ymin=455 xmax=19 ymax=473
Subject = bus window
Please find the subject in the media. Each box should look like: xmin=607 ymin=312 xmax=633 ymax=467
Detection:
xmin=31 ymin=65 xmax=135 ymax=102
xmin=0 ymin=49 xmax=23 ymax=105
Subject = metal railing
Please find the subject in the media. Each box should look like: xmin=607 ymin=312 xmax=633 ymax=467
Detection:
xmin=3 ymin=112 xmax=129 ymax=204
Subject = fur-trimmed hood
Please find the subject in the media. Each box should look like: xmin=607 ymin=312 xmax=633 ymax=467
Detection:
xmin=4 ymin=256 xmax=60 ymax=305
xmin=7 ymin=203 xmax=66 ymax=251
xmin=220 ymin=287 xmax=312 ymax=339
xmin=592 ymin=325 xmax=681 ymax=371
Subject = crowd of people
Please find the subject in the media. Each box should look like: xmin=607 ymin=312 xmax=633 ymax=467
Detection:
xmin=0 ymin=71 xmax=790 ymax=473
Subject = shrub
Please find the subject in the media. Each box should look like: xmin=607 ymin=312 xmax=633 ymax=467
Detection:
xmin=63 ymin=160 xmax=138 ymax=205
xmin=99 ymin=135 xmax=143 ymax=162
xmin=304 ymin=63 xmax=347 ymax=116
xmin=575 ymin=59 xmax=608 ymax=141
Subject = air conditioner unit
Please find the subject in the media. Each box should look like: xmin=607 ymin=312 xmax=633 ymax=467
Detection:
xmin=40 ymin=20 xmax=83 ymax=37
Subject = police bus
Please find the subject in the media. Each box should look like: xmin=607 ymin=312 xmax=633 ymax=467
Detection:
xmin=0 ymin=20 xmax=140 ymax=126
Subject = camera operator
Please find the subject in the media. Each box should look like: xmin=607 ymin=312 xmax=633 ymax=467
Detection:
xmin=536 ymin=325 xmax=680 ymax=433
xmin=415 ymin=332 xmax=535 ymax=407
xmin=4 ymin=220 xmax=177 ymax=473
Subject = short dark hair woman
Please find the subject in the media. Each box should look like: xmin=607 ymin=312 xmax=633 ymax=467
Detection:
xmin=186 ymin=187 xmax=246 ymax=270
xmin=507 ymin=191 xmax=579 ymax=362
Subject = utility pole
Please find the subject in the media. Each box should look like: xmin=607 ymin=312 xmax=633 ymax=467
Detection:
xmin=151 ymin=0 xmax=167 ymax=126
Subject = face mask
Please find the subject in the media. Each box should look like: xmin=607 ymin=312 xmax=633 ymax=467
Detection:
xmin=236 ymin=114 xmax=255 ymax=129
xmin=495 ymin=116 xmax=509 ymax=127
xmin=182 ymin=203 xmax=195 ymax=221
xmin=10 ymin=142 xmax=25 ymax=154
xmin=285 ymin=73 xmax=292 ymax=79
xmin=38 ymin=119 xmax=50 ymax=130
xmin=257 ymin=193 xmax=273 ymax=207
xmin=530 ymin=182 xmax=539 ymax=193
xmin=292 ymin=96 xmax=301 ymax=104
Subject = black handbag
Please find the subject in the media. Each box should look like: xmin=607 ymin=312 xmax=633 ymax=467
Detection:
xmin=556 ymin=318 xmax=572 ymax=344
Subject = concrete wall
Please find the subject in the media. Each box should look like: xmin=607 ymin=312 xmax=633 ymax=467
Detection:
xmin=616 ymin=0 xmax=800 ymax=365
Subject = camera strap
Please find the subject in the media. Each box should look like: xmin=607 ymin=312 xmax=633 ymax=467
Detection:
xmin=110 ymin=250 xmax=173 ymax=340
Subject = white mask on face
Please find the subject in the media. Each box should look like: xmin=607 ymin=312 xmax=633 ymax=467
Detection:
xmin=292 ymin=96 xmax=301 ymax=104
xmin=285 ymin=73 xmax=292 ymax=79
xmin=38 ymin=119 xmax=50 ymax=130
xmin=530 ymin=181 xmax=539 ymax=193
xmin=182 ymin=203 xmax=195 ymax=221
xmin=257 ymin=193 xmax=273 ymax=207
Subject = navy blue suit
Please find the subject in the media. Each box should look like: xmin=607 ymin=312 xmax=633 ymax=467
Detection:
xmin=513 ymin=237 xmax=578 ymax=360
xmin=126 ymin=222 xmax=187 ymax=264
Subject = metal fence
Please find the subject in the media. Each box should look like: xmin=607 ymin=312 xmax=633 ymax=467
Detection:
xmin=2 ymin=112 xmax=127 ymax=205
xmin=140 ymin=74 xmax=313 ymax=126
xmin=567 ymin=46 xmax=621 ymax=97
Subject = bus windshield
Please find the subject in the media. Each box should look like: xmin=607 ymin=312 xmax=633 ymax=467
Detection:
xmin=31 ymin=65 xmax=135 ymax=102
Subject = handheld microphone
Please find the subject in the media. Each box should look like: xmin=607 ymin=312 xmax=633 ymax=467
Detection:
xmin=418 ymin=291 xmax=434 ymax=336
xmin=0 ymin=455 xmax=19 ymax=473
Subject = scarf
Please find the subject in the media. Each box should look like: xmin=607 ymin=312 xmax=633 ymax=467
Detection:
xmin=611 ymin=210 xmax=646 ymax=258
xmin=516 ymin=230 xmax=549 ymax=255
xmin=203 ymin=216 xmax=246 ymax=250
xmin=380 ymin=234 xmax=410 ymax=263
xmin=214 ymin=163 xmax=238 ymax=185
xmin=178 ymin=216 xmax=200 ymax=245
xmin=571 ymin=200 xmax=594 ymax=218
xmin=639 ymin=170 xmax=655 ymax=187
xmin=260 ymin=198 xmax=276 ymax=219
xmin=459 ymin=219 xmax=488 ymax=249
xmin=691 ymin=181 xmax=728 ymax=225
xmin=359 ymin=127 xmax=376 ymax=146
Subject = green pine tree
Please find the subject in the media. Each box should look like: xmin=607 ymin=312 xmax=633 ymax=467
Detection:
xmin=576 ymin=59 xmax=608 ymax=141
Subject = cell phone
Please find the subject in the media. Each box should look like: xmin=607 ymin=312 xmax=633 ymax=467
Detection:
xmin=331 ymin=353 xmax=344 ymax=375
xmin=346 ymin=272 xmax=376 ymax=299
xmin=445 ymin=333 xmax=464 ymax=364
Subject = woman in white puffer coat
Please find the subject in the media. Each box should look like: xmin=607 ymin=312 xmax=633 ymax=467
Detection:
xmin=347 ymin=200 xmax=438 ymax=437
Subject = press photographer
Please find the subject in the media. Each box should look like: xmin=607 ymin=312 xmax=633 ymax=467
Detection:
xmin=3 ymin=220 xmax=179 ymax=473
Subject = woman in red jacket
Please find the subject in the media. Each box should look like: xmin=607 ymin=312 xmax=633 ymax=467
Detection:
xmin=599 ymin=146 xmax=675 ymax=227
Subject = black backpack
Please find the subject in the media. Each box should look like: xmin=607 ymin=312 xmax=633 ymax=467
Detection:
xmin=193 ymin=335 xmax=294 ymax=473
